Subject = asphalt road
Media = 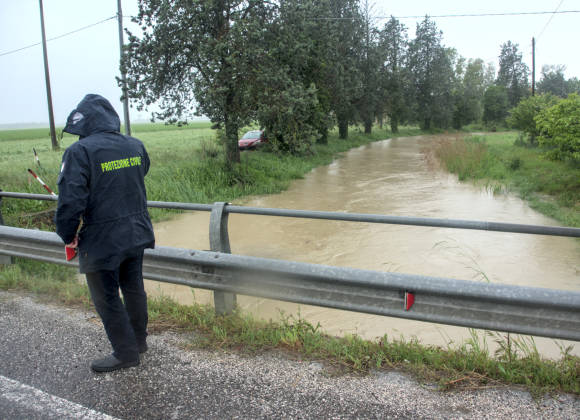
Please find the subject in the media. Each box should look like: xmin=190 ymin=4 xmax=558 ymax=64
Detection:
xmin=0 ymin=290 xmax=577 ymax=419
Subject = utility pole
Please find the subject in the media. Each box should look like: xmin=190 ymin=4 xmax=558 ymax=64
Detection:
xmin=39 ymin=0 xmax=59 ymax=150
xmin=531 ymin=37 xmax=536 ymax=96
xmin=117 ymin=0 xmax=131 ymax=135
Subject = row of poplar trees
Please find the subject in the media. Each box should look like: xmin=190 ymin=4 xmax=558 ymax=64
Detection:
xmin=121 ymin=0 xmax=530 ymax=165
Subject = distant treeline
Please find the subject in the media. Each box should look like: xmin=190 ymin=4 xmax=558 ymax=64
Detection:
xmin=121 ymin=0 xmax=580 ymax=163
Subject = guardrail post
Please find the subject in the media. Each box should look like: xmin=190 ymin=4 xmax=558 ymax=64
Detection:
xmin=0 ymin=190 xmax=13 ymax=265
xmin=210 ymin=202 xmax=236 ymax=315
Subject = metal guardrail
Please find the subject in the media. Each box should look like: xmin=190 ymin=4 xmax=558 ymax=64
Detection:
xmin=1 ymin=191 xmax=580 ymax=341
xmin=1 ymin=224 xmax=579 ymax=341
xmin=2 ymin=191 xmax=579 ymax=238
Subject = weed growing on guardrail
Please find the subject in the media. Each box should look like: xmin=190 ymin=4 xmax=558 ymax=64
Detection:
xmin=432 ymin=240 xmax=491 ymax=283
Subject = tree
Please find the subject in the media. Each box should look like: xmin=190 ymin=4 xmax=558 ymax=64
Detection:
xmin=567 ymin=77 xmax=580 ymax=94
xmin=452 ymin=58 xmax=495 ymax=128
xmin=122 ymin=0 xmax=275 ymax=166
xmin=537 ymin=65 xmax=580 ymax=98
xmin=537 ymin=65 xmax=568 ymax=97
xmin=450 ymin=55 xmax=467 ymax=129
xmin=506 ymin=94 xmax=560 ymax=145
xmin=252 ymin=0 xmax=329 ymax=153
xmin=264 ymin=0 xmax=365 ymax=144
xmin=326 ymin=0 xmax=364 ymax=139
xmin=407 ymin=17 xmax=454 ymax=130
xmin=255 ymin=82 xmax=320 ymax=154
xmin=271 ymin=0 xmax=337 ymax=146
xmin=483 ymin=85 xmax=509 ymax=126
xmin=536 ymin=93 xmax=580 ymax=162
xmin=355 ymin=0 xmax=381 ymax=134
xmin=484 ymin=61 xmax=496 ymax=87
xmin=377 ymin=16 xmax=409 ymax=133
xmin=496 ymin=41 xmax=529 ymax=107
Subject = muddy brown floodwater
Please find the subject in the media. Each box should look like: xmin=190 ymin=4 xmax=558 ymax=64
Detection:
xmin=148 ymin=135 xmax=580 ymax=359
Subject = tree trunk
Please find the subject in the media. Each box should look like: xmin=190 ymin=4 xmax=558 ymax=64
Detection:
xmin=316 ymin=126 xmax=328 ymax=145
xmin=364 ymin=119 xmax=372 ymax=134
xmin=338 ymin=120 xmax=348 ymax=139
xmin=224 ymin=95 xmax=240 ymax=166
xmin=390 ymin=116 xmax=399 ymax=133
xmin=225 ymin=122 xmax=240 ymax=166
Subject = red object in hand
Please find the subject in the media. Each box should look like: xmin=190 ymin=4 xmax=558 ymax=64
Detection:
xmin=65 ymin=247 xmax=77 ymax=261
xmin=405 ymin=291 xmax=415 ymax=311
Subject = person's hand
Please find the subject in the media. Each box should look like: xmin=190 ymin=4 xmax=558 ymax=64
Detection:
xmin=66 ymin=236 xmax=78 ymax=249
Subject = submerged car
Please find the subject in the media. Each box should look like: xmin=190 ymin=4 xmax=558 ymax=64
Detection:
xmin=238 ymin=130 xmax=267 ymax=150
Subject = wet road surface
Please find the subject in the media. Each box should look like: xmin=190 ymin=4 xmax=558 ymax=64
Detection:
xmin=1 ymin=291 xmax=578 ymax=419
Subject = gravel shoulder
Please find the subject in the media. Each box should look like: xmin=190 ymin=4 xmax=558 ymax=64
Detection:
xmin=0 ymin=290 xmax=577 ymax=419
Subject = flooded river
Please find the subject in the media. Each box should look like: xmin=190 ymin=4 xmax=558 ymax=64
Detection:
xmin=149 ymin=135 xmax=579 ymax=358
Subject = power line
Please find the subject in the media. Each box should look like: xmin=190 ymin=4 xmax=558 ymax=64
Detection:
xmin=389 ymin=9 xmax=579 ymax=19
xmin=537 ymin=0 xmax=565 ymax=40
xmin=311 ymin=10 xmax=580 ymax=20
xmin=0 ymin=15 xmax=116 ymax=58
xmin=2 ymin=8 xmax=579 ymax=58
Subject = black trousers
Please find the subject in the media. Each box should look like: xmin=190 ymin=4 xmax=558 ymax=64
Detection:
xmin=86 ymin=252 xmax=148 ymax=362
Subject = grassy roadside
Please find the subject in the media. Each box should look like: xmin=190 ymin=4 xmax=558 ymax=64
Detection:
xmin=1 ymin=124 xmax=578 ymax=395
xmin=1 ymin=267 xmax=578 ymax=396
xmin=432 ymin=132 xmax=580 ymax=227
xmin=147 ymin=296 xmax=579 ymax=396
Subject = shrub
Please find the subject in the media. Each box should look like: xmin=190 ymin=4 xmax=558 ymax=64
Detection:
xmin=506 ymin=94 xmax=560 ymax=145
xmin=535 ymin=93 xmax=580 ymax=162
xmin=507 ymin=157 xmax=522 ymax=171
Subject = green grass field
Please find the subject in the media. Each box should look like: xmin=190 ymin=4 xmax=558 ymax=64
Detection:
xmin=0 ymin=122 xmax=421 ymax=226
xmin=0 ymin=122 xmax=215 ymax=225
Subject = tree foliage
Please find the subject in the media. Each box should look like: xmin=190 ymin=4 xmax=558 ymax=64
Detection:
xmin=123 ymin=0 xmax=276 ymax=166
xmin=377 ymin=17 xmax=409 ymax=133
xmin=407 ymin=17 xmax=454 ymax=130
xmin=537 ymin=65 xmax=580 ymax=98
xmin=496 ymin=41 xmax=529 ymax=107
xmin=536 ymin=93 xmax=580 ymax=162
xmin=483 ymin=85 xmax=509 ymax=126
xmin=326 ymin=0 xmax=364 ymax=139
xmin=354 ymin=0 xmax=381 ymax=134
xmin=251 ymin=0 xmax=327 ymax=153
xmin=506 ymin=94 xmax=560 ymax=145
xmin=120 ymin=1 xmax=578 ymax=164
xmin=452 ymin=58 xmax=493 ymax=128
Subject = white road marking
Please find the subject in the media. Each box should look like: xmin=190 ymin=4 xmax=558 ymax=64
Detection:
xmin=0 ymin=374 xmax=120 ymax=419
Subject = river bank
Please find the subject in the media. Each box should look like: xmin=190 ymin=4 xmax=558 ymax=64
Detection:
xmin=1 ymin=127 xmax=579 ymax=395
xmin=431 ymin=132 xmax=580 ymax=227
xmin=146 ymin=133 xmax=579 ymax=361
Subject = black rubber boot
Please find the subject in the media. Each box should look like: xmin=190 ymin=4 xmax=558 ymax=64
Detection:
xmin=90 ymin=355 xmax=139 ymax=373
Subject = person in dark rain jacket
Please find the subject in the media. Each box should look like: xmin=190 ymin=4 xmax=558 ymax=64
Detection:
xmin=55 ymin=94 xmax=155 ymax=373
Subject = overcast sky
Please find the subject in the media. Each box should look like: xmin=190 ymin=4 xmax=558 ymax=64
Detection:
xmin=0 ymin=0 xmax=578 ymax=126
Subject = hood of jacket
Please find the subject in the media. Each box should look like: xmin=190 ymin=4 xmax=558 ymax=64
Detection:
xmin=63 ymin=94 xmax=121 ymax=138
